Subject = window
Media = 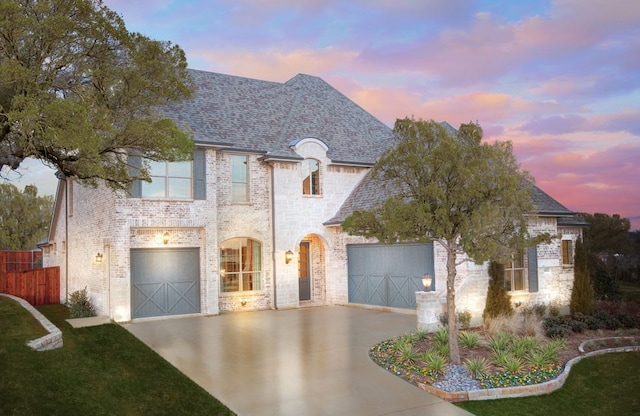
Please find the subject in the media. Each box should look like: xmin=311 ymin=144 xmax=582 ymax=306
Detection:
xmin=562 ymin=240 xmax=574 ymax=266
xmin=504 ymin=253 xmax=526 ymax=292
xmin=220 ymin=238 xmax=261 ymax=292
xmin=141 ymin=160 xmax=192 ymax=199
xmin=231 ymin=155 xmax=248 ymax=203
xmin=129 ymin=149 xmax=206 ymax=200
xmin=302 ymin=159 xmax=321 ymax=195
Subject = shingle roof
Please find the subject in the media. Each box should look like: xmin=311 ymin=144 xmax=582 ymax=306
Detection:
xmin=324 ymin=166 xmax=576 ymax=226
xmin=160 ymin=69 xmax=394 ymax=165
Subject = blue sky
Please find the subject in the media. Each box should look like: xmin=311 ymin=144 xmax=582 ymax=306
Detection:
xmin=9 ymin=0 xmax=640 ymax=229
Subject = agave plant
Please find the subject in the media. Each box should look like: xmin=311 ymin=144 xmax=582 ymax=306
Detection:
xmin=526 ymin=350 xmax=554 ymax=367
xmin=458 ymin=331 xmax=481 ymax=349
xmin=487 ymin=331 xmax=512 ymax=354
xmin=421 ymin=349 xmax=447 ymax=375
xmin=463 ymin=357 xmax=490 ymax=379
xmin=398 ymin=343 xmax=419 ymax=364
xmin=510 ymin=335 xmax=539 ymax=359
xmin=496 ymin=354 xmax=525 ymax=374
xmin=434 ymin=327 xmax=449 ymax=346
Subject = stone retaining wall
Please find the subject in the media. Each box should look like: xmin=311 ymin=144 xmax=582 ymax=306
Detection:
xmin=1 ymin=294 xmax=63 ymax=351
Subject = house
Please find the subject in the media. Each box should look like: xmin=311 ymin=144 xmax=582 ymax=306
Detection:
xmin=42 ymin=69 xmax=584 ymax=323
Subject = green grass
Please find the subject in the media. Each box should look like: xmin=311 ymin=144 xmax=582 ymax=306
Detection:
xmin=619 ymin=280 xmax=640 ymax=304
xmin=456 ymin=351 xmax=640 ymax=415
xmin=0 ymin=297 xmax=234 ymax=415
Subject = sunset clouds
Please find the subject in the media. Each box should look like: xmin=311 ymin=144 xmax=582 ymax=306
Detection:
xmin=14 ymin=0 xmax=639 ymax=229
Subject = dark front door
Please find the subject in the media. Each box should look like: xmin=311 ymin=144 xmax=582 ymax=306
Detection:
xmin=298 ymin=242 xmax=311 ymax=301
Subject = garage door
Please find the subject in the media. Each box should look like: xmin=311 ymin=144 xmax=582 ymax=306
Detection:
xmin=347 ymin=243 xmax=434 ymax=309
xmin=131 ymin=248 xmax=200 ymax=319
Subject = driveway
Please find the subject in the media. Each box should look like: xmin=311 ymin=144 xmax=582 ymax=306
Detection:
xmin=125 ymin=306 xmax=473 ymax=416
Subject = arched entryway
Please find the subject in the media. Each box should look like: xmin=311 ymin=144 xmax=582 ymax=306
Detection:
xmin=298 ymin=234 xmax=326 ymax=304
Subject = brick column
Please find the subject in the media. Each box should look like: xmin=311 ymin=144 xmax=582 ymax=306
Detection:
xmin=416 ymin=291 xmax=444 ymax=333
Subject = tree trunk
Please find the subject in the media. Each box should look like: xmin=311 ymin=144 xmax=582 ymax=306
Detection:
xmin=446 ymin=239 xmax=461 ymax=365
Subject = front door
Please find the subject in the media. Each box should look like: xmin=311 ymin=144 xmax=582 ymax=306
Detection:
xmin=298 ymin=241 xmax=311 ymax=301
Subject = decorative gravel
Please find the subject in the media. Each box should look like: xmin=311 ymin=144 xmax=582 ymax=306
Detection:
xmin=431 ymin=365 xmax=481 ymax=392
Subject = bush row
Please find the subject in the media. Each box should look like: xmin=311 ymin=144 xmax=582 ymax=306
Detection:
xmin=544 ymin=302 xmax=640 ymax=338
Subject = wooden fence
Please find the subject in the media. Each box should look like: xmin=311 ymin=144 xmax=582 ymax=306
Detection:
xmin=0 ymin=251 xmax=60 ymax=306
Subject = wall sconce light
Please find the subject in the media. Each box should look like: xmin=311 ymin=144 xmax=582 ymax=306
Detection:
xmin=421 ymin=274 xmax=433 ymax=292
xmin=285 ymin=250 xmax=294 ymax=264
xmin=95 ymin=252 xmax=103 ymax=263
xmin=162 ymin=231 xmax=170 ymax=245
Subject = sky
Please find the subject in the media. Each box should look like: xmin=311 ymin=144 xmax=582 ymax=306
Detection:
xmin=7 ymin=0 xmax=640 ymax=230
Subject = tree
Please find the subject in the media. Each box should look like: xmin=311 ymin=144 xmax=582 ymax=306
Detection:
xmin=483 ymin=261 xmax=514 ymax=320
xmin=579 ymin=212 xmax=637 ymax=283
xmin=0 ymin=184 xmax=53 ymax=250
xmin=343 ymin=118 xmax=547 ymax=364
xmin=0 ymin=0 xmax=194 ymax=191
xmin=570 ymin=238 xmax=594 ymax=314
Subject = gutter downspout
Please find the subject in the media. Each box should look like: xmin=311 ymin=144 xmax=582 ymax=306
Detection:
xmin=269 ymin=162 xmax=278 ymax=310
xmin=64 ymin=179 xmax=69 ymax=304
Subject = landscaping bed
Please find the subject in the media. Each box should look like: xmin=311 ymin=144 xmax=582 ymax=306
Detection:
xmin=370 ymin=304 xmax=640 ymax=397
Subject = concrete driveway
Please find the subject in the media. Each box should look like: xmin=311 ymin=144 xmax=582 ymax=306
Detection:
xmin=125 ymin=306 xmax=473 ymax=416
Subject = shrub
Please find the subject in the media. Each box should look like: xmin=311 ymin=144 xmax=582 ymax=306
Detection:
xmin=487 ymin=331 xmax=512 ymax=354
xmin=570 ymin=238 xmax=594 ymax=315
xmin=67 ymin=287 xmax=96 ymax=318
xmin=526 ymin=350 xmax=554 ymax=367
xmin=433 ymin=327 xmax=449 ymax=346
xmin=510 ymin=336 xmax=539 ymax=359
xmin=457 ymin=310 xmax=472 ymax=330
xmin=483 ymin=261 xmax=514 ymax=320
xmin=463 ymin=357 xmax=490 ymax=379
xmin=458 ymin=331 xmax=481 ymax=348
xmin=398 ymin=343 xmax=419 ymax=364
xmin=543 ymin=318 xmax=573 ymax=339
xmin=421 ymin=349 xmax=447 ymax=375
xmin=521 ymin=303 xmax=547 ymax=319
xmin=548 ymin=301 xmax=561 ymax=317
xmin=438 ymin=309 xmax=473 ymax=330
xmin=496 ymin=354 xmax=525 ymax=374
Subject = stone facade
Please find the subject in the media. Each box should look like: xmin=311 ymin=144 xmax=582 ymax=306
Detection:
xmin=43 ymin=141 xmax=371 ymax=321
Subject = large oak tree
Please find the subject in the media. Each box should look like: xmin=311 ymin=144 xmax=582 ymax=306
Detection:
xmin=0 ymin=0 xmax=194 ymax=191
xmin=343 ymin=118 xmax=547 ymax=364
xmin=0 ymin=183 xmax=53 ymax=250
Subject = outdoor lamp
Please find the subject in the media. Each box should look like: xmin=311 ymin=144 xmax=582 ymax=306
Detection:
xmin=421 ymin=274 xmax=433 ymax=291
xmin=162 ymin=231 xmax=170 ymax=245
xmin=95 ymin=252 xmax=103 ymax=263
xmin=285 ymin=250 xmax=294 ymax=264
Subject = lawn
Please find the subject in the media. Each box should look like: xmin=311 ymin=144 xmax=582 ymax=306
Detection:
xmin=620 ymin=280 xmax=640 ymax=304
xmin=455 ymin=351 xmax=640 ymax=416
xmin=0 ymin=296 xmax=234 ymax=416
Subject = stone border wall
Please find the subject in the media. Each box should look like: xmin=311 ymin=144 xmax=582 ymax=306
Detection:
xmin=421 ymin=343 xmax=640 ymax=402
xmin=1 ymin=294 xmax=63 ymax=351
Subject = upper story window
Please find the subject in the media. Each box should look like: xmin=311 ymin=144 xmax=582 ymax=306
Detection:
xmin=302 ymin=158 xmax=321 ymax=195
xmin=504 ymin=253 xmax=526 ymax=292
xmin=141 ymin=160 xmax=193 ymax=199
xmin=562 ymin=239 xmax=574 ymax=266
xmin=220 ymin=238 xmax=261 ymax=292
xmin=231 ymin=155 xmax=248 ymax=203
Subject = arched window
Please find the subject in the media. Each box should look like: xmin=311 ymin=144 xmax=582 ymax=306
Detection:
xmin=302 ymin=159 xmax=321 ymax=195
xmin=220 ymin=238 xmax=261 ymax=292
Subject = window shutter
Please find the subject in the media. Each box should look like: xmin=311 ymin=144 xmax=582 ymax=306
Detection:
xmin=527 ymin=246 xmax=538 ymax=293
xmin=128 ymin=155 xmax=142 ymax=198
xmin=193 ymin=148 xmax=206 ymax=200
